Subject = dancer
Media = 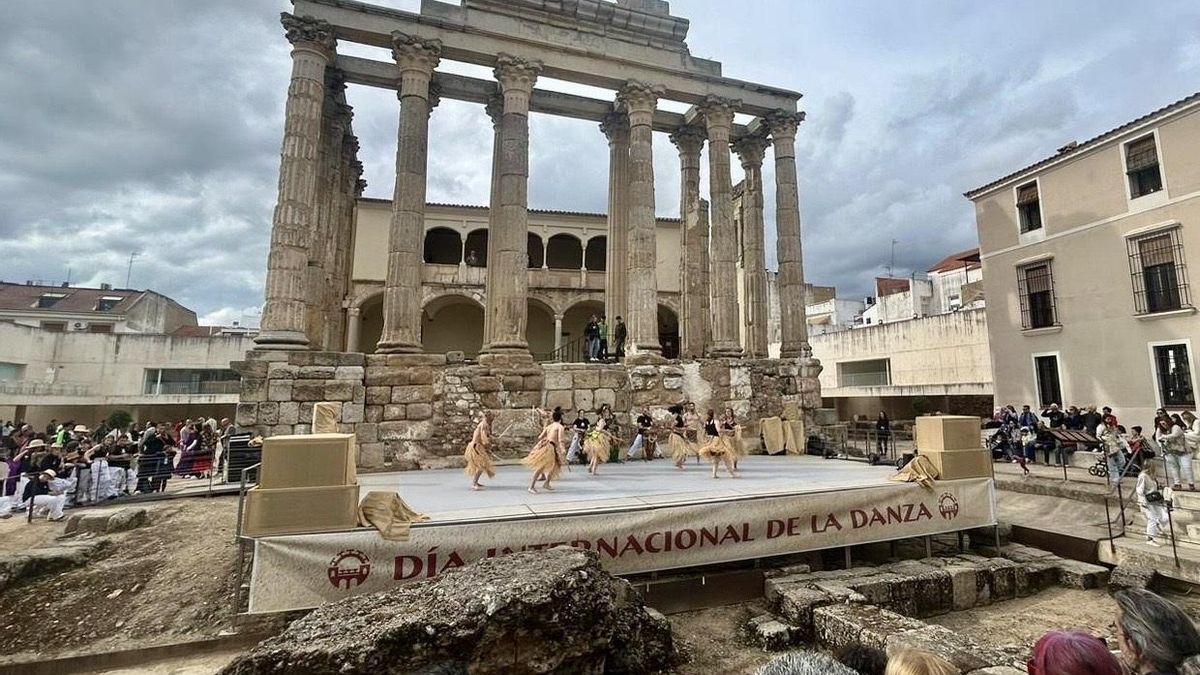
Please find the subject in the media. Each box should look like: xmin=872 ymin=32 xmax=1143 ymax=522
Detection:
xmin=683 ymin=402 xmax=703 ymax=465
xmin=584 ymin=416 xmax=615 ymax=475
xmin=567 ymin=409 xmax=590 ymax=464
xmin=523 ymin=408 xmax=566 ymax=493
xmin=627 ymin=406 xmax=654 ymax=460
xmin=463 ymin=411 xmax=496 ymax=491
xmin=668 ymin=405 xmax=693 ymax=469
xmin=722 ymin=407 xmax=746 ymax=471
xmin=698 ymin=410 xmax=738 ymax=479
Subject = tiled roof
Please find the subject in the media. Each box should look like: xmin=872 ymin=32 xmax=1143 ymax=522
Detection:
xmin=875 ymin=277 xmax=910 ymax=298
xmin=964 ymin=91 xmax=1200 ymax=199
xmin=0 ymin=282 xmax=144 ymax=314
xmin=357 ymin=199 xmax=682 ymax=223
xmin=927 ymin=248 xmax=981 ymax=274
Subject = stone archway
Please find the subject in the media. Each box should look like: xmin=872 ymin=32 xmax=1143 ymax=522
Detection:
xmin=423 ymin=227 xmax=461 ymax=264
xmin=562 ymin=299 xmax=605 ymax=361
xmin=584 ymin=236 xmax=606 ymax=271
xmin=422 ymin=294 xmax=485 ymax=357
xmin=527 ymin=298 xmax=557 ymax=358
xmin=658 ymin=304 xmax=680 ymax=359
xmin=546 ymin=233 xmax=583 ymax=270
xmin=357 ymin=292 xmax=384 ymax=354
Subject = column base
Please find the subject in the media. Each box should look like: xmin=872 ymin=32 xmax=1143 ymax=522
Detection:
xmin=481 ymin=341 xmax=530 ymax=354
xmin=375 ymin=341 xmax=422 ymax=355
xmin=705 ymin=343 xmax=744 ymax=359
xmin=624 ymin=351 xmax=666 ymax=366
xmin=478 ymin=351 xmax=535 ymax=368
xmin=253 ymin=330 xmax=310 ymax=350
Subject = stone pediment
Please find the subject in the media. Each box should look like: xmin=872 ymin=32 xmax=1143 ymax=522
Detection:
xmin=462 ymin=0 xmax=690 ymax=51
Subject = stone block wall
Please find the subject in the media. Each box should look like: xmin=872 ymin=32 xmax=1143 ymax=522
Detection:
xmin=233 ymin=350 xmax=823 ymax=471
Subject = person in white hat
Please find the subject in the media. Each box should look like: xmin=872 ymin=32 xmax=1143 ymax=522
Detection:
xmin=19 ymin=469 xmax=68 ymax=521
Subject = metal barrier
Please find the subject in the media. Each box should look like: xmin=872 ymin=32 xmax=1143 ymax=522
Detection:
xmin=232 ymin=463 xmax=260 ymax=617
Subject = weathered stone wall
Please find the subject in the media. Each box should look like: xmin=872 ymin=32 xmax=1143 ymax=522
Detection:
xmin=234 ymin=349 xmax=822 ymax=471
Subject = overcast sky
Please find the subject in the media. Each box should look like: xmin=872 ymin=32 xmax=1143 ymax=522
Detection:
xmin=3 ymin=1 xmax=1199 ymax=326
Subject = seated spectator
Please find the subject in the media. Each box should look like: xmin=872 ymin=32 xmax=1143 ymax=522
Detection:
xmin=835 ymin=642 xmax=887 ymax=675
xmin=1114 ymin=588 xmax=1200 ymax=674
xmin=1024 ymin=423 xmax=1056 ymax=465
xmin=1027 ymin=630 xmax=1122 ymax=675
xmin=884 ymin=649 xmax=956 ymax=675
xmin=757 ymin=651 xmax=857 ymax=675
xmin=21 ymin=469 xmax=68 ymax=521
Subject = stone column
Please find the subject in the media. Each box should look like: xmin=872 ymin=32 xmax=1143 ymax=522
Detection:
xmin=256 ymin=13 xmax=335 ymax=349
xmin=345 ymin=306 xmax=362 ymax=352
xmin=732 ymin=133 xmax=771 ymax=358
xmin=700 ymin=96 xmax=743 ymax=358
xmin=767 ymin=110 xmax=810 ymax=357
xmin=307 ymin=91 xmax=351 ymax=351
xmin=616 ymin=81 xmax=665 ymax=360
xmin=698 ymin=197 xmax=711 ymax=347
xmin=376 ymin=32 xmax=441 ymax=354
xmin=601 ymin=112 xmax=630 ymax=326
xmin=553 ymin=314 xmax=564 ymax=352
xmin=482 ymin=54 xmax=542 ymax=356
xmin=482 ymin=94 xmax=503 ymax=344
xmin=669 ymin=125 xmax=706 ymax=359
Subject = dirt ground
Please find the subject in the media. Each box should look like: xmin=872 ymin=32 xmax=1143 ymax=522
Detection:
xmin=0 ymin=497 xmax=243 ymax=663
xmin=669 ymin=604 xmax=774 ymax=675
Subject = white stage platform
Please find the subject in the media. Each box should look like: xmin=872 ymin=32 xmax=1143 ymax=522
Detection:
xmin=245 ymin=455 xmax=998 ymax=613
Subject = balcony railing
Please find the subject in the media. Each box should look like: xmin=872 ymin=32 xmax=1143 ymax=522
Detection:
xmin=839 ymin=372 xmax=891 ymax=387
xmin=0 ymin=380 xmax=93 ymax=396
xmin=143 ymin=381 xmax=241 ymax=396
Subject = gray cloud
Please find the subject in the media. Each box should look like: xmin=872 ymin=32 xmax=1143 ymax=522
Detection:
xmin=3 ymin=0 xmax=1199 ymax=324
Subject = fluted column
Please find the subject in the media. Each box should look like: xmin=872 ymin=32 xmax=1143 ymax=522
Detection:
xmin=256 ymin=13 xmax=335 ymax=349
xmin=732 ymin=133 xmax=771 ymax=358
xmin=767 ymin=110 xmax=810 ymax=357
xmin=329 ymin=137 xmax=362 ymax=351
xmin=345 ymin=306 xmax=362 ymax=352
xmin=306 ymin=91 xmax=351 ymax=350
xmin=617 ymin=81 xmax=665 ymax=360
xmin=481 ymin=94 xmax=503 ymax=345
xmin=700 ymin=96 xmax=743 ymax=358
xmin=601 ymin=112 xmax=631 ymax=327
xmin=376 ymin=32 xmax=441 ymax=354
xmin=698 ymin=198 xmax=711 ymax=347
xmin=670 ymin=125 xmax=706 ymax=359
xmin=482 ymin=54 xmax=542 ymax=355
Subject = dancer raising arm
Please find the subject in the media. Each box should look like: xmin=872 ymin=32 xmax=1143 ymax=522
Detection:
xmin=523 ymin=408 xmax=567 ymax=493
xmin=584 ymin=415 xmax=616 ymax=475
xmin=698 ymin=409 xmax=738 ymax=479
xmin=463 ymin=410 xmax=496 ymax=491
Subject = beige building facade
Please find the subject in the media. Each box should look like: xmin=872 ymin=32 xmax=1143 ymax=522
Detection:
xmin=967 ymin=92 xmax=1200 ymax=425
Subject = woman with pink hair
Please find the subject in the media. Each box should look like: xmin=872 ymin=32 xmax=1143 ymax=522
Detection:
xmin=1026 ymin=630 xmax=1122 ymax=675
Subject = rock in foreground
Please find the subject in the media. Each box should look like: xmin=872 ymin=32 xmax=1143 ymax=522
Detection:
xmin=222 ymin=548 xmax=680 ymax=675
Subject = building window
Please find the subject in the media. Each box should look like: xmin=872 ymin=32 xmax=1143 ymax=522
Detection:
xmin=1034 ymin=355 xmax=1062 ymax=407
xmin=96 ymin=296 xmax=124 ymax=311
xmin=1127 ymin=228 xmax=1190 ymax=314
xmin=1125 ymin=135 xmax=1163 ymax=199
xmin=1153 ymin=343 xmax=1195 ymax=408
xmin=838 ymin=358 xmax=891 ymax=387
xmin=88 ymin=323 xmax=114 ymax=334
xmin=144 ymin=368 xmax=241 ymax=395
xmin=1016 ymin=181 xmax=1042 ymax=233
xmin=36 ymin=293 xmax=66 ymax=309
xmin=1017 ymin=262 xmax=1057 ymax=329
xmin=42 ymin=322 xmax=66 ymax=332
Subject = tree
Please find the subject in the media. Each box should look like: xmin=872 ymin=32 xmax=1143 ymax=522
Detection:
xmin=106 ymin=409 xmax=134 ymax=431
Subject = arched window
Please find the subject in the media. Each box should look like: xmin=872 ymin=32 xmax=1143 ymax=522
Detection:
xmin=464 ymin=229 xmax=488 ymax=267
xmin=546 ymin=234 xmax=583 ymax=270
xmin=584 ymin=236 xmax=607 ymax=271
xmin=423 ymin=227 xmax=461 ymax=265
xmin=527 ymin=233 xmax=544 ymax=269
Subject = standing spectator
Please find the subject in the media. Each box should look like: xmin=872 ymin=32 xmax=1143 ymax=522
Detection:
xmin=613 ymin=316 xmax=627 ymax=358
xmin=1157 ymin=416 xmax=1193 ymax=491
xmin=1082 ymin=405 xmax=1103 ymax=435
xmin=1114 ymin=588 xmax=1200 ymax=673
xmin=1134 ymin=461 xmax=1168 ymax=547
xmin=584 ymin=315 xmax=600 ymax=361
xmin=1040 ymin=403 xmax=1065 ymax=428
xmin=875 ymin=411 xmax=891 ymax=455
xmin=1097 ymin=415 xmax=1128 ymax=486
xmin=109 ymin=436 xmax=135 ymax=496
xmin=1184 ymin=411 xmax=1200 ymax=462
xmin=45 ymin=419 xmax=58 ymax=438
xmin=1063 ymin=406 xmax=1085 ymax=431
xmin=1026 ymin=630 xmax=1122 ymax=675
xmin=3 ymin=443 xmax=33 ymax=497
xmin=598 ymin=315 xmax=609 ymax=361
xmin=1017 ymin=405 xmax=1038 ymax=429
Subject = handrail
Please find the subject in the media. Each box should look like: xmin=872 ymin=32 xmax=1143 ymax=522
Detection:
xmin=538 ymin=334 xmax=592 ymax=363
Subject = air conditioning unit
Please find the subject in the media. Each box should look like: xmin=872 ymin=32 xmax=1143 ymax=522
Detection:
xmin=72 ymin=321 xmax=89 ymax=331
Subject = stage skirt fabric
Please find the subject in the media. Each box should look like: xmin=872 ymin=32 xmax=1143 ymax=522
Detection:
xmin=583 ymin=431 xmax=611 ymax=464
xmin=697 ymin=435 xmax=730 ymax=460
xmin=730 ymin=428 xmax=747 ymax=458
xmin=668 ymin=432 xmax=696 ymax=462
xmin=463 ymin=441 xmax=495 ymax=479
xmin=521 ymin=439 xmax=562 ymax=481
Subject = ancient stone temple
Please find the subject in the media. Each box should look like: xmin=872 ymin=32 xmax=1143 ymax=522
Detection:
xmin=237 ymin=0 xmax=822 ymax=469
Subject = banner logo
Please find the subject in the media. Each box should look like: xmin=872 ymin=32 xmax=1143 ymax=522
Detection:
xmin=328 ymin=549 xmax=371 ymax=589
xmin=937 ymin=493 xmax=960 ymax=520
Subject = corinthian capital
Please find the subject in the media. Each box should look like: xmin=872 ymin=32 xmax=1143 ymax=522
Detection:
xmin=698 ymin=95 xmax=741 ymax=132
xmin=765 ymin=109 xmax=806 ymax=140
xmin=599 ymin=111 xmax=629 ymax=144
xmin=281 ymin=13 xmax=336 ymax=51
xmin=616 ymin=80 xmax=664 ymax=117
xmin=494 ymin=54 xmax=543 ymax=96
xmin=668 ymin=125 xmax=706 ymax=158
xmin=391 ymin=32 xmax=442 ymax=75
xmin=731 ymin=133 xmax=770 ymax=168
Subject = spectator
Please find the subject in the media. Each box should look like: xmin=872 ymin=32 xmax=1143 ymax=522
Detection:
xmin=1027 ymin=630 xmax=1122 ymax=675
xmin=598 ymin=315 xmax=609 ymax=360
xmin=1024 ymin=422 xmax=1057 ymax=466
xmin=1063 ymin=406 xmax=1085 ymax=431
xmin=613 ymin=316 xmax=627 ymax=358
xmin=884 ymin=649 xmax=956 ymax=675
xmin=1082 ymin=405 xmax=1103 ymax=435
xmin=1040 ymin=403 xmax=1065 ymax=429
xmin=876 ymin=412 xmax=892 ymax=455
xmin=1017 ymin=405 xmax=1038 ymax=429
xmin=1157 ymin=416 xmax=1193 ymax=491
xmin=835 ymin=642 xmax=887 ymax=675
xmin=4 ymin=442 xmax=34 ymax=497
xmin=1184 ymin=411 xmax=1200 ymax=463
xmin=1114 ymin=588 xmax=1200 ymax=674
xmin=1134 ymin=461 xmax=1168 ymax=547
xmin=584 ymin=315 xmax=600 ymax=361
xmin=21 ymin=469 xmax=68 ymax=521
xmin=1097 ymin=415 xmax=1129 ymax=486
xmin=757 ymin=651 xmax=856 ymax=675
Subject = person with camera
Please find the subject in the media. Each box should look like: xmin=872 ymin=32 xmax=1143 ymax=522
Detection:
xmin=1135 ymin=460 xmax=1168 ymax=547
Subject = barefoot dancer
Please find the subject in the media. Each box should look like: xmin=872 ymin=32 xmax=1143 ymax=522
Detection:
xmin=584 ymin=416 xmax=615 ymax=475
xmin=722 ymin=407 xmax=746 ymax=472
xmin=668 ymin=405 xmax=693 ymax=469
xmin=698 ymin=409 xmax=738 ymax=479
xmin=463 ymin=411 xmax=496 ymax=491
xmin=683 ymin=402 xmax=703 ymax=465
xmin=523 ymin=408 xmax=566 ymax=493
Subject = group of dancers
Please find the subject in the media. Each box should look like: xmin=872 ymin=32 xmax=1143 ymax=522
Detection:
xmin=462 ymin=402 xmax=748 ymax=492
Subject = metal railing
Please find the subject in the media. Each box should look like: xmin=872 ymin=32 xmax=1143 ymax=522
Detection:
xmin=0 ymin=380 xmax=93 ymax=396
xmin=838 ymin=372 xmax=891 ymax=387
xmin=537 ymin=334 xmax=617 ymax=364
xmin=143 ymin=380 xmax=241 ymax=395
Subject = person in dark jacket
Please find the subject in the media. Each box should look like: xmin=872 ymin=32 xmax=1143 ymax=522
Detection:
xmin=875 ymin=412 xmax=891 ymax=454
xmin=1041 ymin=404 xmax=1066 ymax=428
xmin=613 ymin=316 xmax=627 ymax=358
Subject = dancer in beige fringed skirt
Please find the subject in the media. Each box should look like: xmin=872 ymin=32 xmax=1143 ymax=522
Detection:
xmin=698 ymin=409 xmax=738 ymax=479
xmin=584 ymin=417 xmax=616 ymax=475
xmin=463 ymin=411 xmax=496 ymax=491
xmin=683 ymin=402 xmax=703 ymax=465
xmin=523 ymin=408 xmax=566 ymax=493
xmin=722 ymin=407 xmax=747 ymax=471
xmin=668 ymin=404 xmax=694 ymax=469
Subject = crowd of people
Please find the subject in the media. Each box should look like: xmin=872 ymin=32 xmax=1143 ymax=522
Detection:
xmin=582 ymin=314 xmax=627 ymax=362
xmin=0 ymin=416 xmax=237 ymax=520
xmin=756 ymin=589 xmax=1200 ymax=674
xmin=463 ymin=400 xmax=750 ymax=491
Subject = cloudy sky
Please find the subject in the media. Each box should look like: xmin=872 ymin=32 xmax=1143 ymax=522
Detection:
xmin=3 ymin=1 xmax=1199 ymax=326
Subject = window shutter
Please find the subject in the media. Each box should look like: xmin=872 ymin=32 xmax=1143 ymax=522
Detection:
xmin=1016 ymin=183 xmax=1039 ymax=205
xmin=1024 ymin=264 xmax=1052 ymax=293
xmin=1139 ymin=234 xmax=1174 ymax=267
xmin=1126 ymin=136 xmax=1159 ymax=173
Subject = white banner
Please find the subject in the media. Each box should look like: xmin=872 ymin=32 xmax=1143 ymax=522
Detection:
xmin=249 ymin=478 xmax=995 ymax=613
